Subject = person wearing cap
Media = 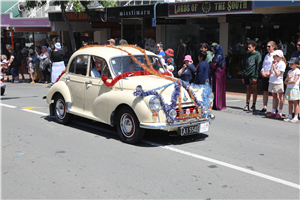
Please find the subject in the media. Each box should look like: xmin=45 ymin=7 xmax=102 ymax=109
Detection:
xmin=165 ymin=48 xmax=175 ymax=75
xmin=259 ymin=41 xmax=278 ymax=113
xmin=51 ymin=42 xmax=65 ymax=83
xmin=210 ymin=42 xmax=218 ymax=53
xmin=242 ymin=40 xmax=262 ymax=112
xmin=107 ymin=38 xmax=115 ymax=46
xmin=178 ymin=55 xmax=196 ymax=83
xmin=283 ymin=57 xmax=300 ymax=122
xmin=266 ymin=50 xmax=287 ymax=119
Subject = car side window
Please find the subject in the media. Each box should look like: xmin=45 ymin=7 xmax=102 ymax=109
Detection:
xmin=90 ymin=56 xmax=111 ymax=79
xmin=69 ymin=55 xmax=88 ymax=76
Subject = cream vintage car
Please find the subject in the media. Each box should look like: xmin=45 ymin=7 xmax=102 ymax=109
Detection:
xmin=46 ymin=45 xmax=214 ymax=144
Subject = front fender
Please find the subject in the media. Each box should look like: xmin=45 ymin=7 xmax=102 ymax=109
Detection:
xmin=94 ymin=90 xmax=155 ymax=124
xmin=46 ymin=81 xmax=72 ymax=104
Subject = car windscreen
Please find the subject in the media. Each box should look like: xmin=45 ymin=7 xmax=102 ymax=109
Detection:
xmin=110 ymin=55 xmax=166 ymax=76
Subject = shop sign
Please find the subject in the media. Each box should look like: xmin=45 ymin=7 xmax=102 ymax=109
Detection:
xmin=1 ymin=31 xmax=23 ymax=37
xmin=14 ymin=27 xmax=52 ymax=32
xmin=168 ymin=1 xmax=252 ymax=16
xmin=49 ymin=12 xmax=99 ymax=21
xmin=91 ymin=22 xmax=121 ymax=28
xmin=227 ymin=14 xmax=262 ymax=22
xmin=108 ymin=5 xmax=153 ymax=19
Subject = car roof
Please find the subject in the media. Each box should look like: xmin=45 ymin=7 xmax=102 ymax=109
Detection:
xmin=71 ymin=45 xmax=157 ymax=61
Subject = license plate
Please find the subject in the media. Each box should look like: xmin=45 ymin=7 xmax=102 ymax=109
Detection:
xmin=178 ymin=122 xmax=209 ymax=136
xmin=200 ymin=122 xmax=209 ymax=133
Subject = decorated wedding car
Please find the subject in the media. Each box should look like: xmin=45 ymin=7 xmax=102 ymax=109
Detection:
xmin=46 ymin=45 xmax=215 ymax=144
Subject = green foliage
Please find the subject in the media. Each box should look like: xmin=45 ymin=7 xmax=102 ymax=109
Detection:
xmin=25 ymin=0 xmax=117 ymax=17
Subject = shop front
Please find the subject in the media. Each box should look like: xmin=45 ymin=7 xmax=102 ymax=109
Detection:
xmin=162 ymin=0 xmax=253 ymax=71
xmin=1 ymin=13 xmax=52 ymax=54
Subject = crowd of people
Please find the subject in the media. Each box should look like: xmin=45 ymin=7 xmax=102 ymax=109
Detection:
xmin=1 ymin=39 xmax=67 ymax=85
xmin=156 ymin=42 xmax=226 ymax=111
xmin=2 ymin=37 xmax=300 ymax=122
xmin=242 ymin=38 xmax=300 ymax=122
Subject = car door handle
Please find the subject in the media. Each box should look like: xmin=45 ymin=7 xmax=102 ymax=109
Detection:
xmin=85 ymin=81 xmax=92 ymax=85
xmin=66 ymin=77 xmax=70 ymax=81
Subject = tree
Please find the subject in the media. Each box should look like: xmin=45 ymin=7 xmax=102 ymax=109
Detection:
xmin=25 ymin=0 xmax=117 ymax=53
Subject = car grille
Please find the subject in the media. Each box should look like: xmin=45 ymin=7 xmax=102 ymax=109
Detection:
xmin=176 ymin=106 xmax=201 ymax=120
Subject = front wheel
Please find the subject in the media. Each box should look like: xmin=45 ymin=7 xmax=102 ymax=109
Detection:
xmin=116 ymin=107 xmax=145 ymax=144
xmin=53 ymin=94 xmax=73 ymax=124
xmin=1 ymin=88 xmax=5 ymax=96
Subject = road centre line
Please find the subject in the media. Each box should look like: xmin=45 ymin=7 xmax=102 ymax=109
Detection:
xmin=1 ymin=102 xmax=299 ymax=190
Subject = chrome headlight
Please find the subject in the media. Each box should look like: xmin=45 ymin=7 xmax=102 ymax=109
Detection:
xmin=202 ymin=105 xmax=209 ymax=113
xmin=169 ymin=109 xmax=177 ymax=119
xmin=208 ymin=92 xmax=214 ymax=102
xmin=149 ymin=96 xmax=161 ymax=112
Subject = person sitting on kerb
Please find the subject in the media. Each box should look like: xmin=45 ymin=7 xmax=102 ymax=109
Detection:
xmin=91 ymin=57 xmax=103 ymax=78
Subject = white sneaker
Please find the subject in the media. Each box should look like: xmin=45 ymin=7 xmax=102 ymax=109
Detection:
xmin=14 ymin=80 xmax=19 ymax=83
xmin=290 ymin=118 xmax=299 ymax=123
xmin=283 ymin=118 xmax=291 ymax=122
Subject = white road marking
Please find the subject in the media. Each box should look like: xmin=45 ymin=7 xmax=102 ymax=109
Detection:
xmin=1 ymin=102 xmax=299 ymax=190
xmin=226 ymin=100 xmax=243 ymax=102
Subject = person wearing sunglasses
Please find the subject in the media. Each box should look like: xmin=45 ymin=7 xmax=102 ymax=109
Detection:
xmin=260 ymin=41 xmax=278 ymax=113
xmin=156 ymin=42 xmax=165 ymax=59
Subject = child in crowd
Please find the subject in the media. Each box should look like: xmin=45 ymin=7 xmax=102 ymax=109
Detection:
xmin=164 ymin=48 xmax=175 ymax=76
xmin=283 ymin=57 xmax=300 ymax=122
xmin=27 ymin=49 xmax=35 ymax=84
xmin=1 ymin=55 xmax=9 ymax=81
xmin=178 ymin=55 xmax=197 ymax=83
xmin=266 ymin=50 xmax=286 ymax=119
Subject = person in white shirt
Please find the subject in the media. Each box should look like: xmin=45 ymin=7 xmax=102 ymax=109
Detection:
xmin=266 ymin=50 xmax=286 ymax=119
xmin=260 ymin=41 xmax=277 ymax=113
xmin=283 ymin=57 xmax=300 ymax=122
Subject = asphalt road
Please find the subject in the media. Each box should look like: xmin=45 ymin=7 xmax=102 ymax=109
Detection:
xmin=1 ymin=82 xmax=299 ymax=199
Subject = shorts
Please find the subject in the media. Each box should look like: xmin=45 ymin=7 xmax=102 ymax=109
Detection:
xmin=245 ymin=78 xmax=257 ymax=85
xmin=261 ymin=77 xmax=269 ymax=92
xmin=10 ymin=67 xmax=19 ymax=78
xmin=284 ymin=88 xmax=300 ymax=100
xmin=268 ymin=83 xmax=284 ymax=93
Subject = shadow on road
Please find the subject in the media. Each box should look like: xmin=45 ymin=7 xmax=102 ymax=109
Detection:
xmin=43 ymin=115 xmax=210 ymax=147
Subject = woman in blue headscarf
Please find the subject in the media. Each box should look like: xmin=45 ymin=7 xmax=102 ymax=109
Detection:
xmin=210 ymin=44 xmax=226 ymax=110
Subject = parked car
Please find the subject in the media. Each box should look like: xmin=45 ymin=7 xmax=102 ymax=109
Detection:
xmin=46 ymin=46 xmax=214 ymax=144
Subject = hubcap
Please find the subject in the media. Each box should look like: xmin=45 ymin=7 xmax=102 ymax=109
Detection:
xmin=120 ymin=113 xmax=135 ymax=138
xmin=56 ymin=99 xmax=66 ymax=119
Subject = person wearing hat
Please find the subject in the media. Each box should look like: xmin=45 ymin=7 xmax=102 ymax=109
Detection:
xmin=242 ymin=40 xmax=262 ymax=112
xmin=107 ymin=38 xmax=115 ymax=46
xmin=165 ymin=48 xmax=175 ymax=75
xmin=266 ymin=50 xmax=287 ymax=119
xmin=178 ymin=55 xmax=197 ymax=83
xmin=51 ymin=42 xmax=65 ymax=83
xmin=283 ymin=57 xmax=300 ymax=122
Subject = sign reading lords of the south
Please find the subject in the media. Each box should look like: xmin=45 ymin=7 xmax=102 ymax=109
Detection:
xmin=168 ymin=1 xmax=252 ymax=16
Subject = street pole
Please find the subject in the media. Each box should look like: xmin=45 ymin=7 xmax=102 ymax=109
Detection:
xmin=10 ymin=27 xmax=14 ymax=49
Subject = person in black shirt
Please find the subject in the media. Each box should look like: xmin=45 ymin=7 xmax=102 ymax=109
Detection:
xmin=51 ymin=43 xmax=65 ymax=83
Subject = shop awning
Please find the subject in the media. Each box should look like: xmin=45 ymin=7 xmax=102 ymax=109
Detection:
xmin=0 ymin=13 xmax=50 ymax=27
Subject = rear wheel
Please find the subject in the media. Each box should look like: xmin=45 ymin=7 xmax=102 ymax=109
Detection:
xmin=1 ymin=88 xmax=5 ymax=95
xmin=116 ymin=107 xmax=144 ymax=144
xmin=53 ymin=94 xmax=73 ymax=124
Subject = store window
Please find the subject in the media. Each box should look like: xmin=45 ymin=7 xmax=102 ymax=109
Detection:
xmin=165 ymin=18 xmax=219 ymax=69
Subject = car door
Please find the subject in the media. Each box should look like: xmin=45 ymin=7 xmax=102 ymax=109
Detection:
xmin=83 ymin=56 xmax=111 ymax=123
xmin=66 ymin=55 xmax=89 ymax=114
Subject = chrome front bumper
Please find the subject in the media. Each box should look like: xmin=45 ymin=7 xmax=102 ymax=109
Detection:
xmin=140 ymin=114 xmax=215 ymax=131
xmin=1 ymin=82 xmax=6 ymax=89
